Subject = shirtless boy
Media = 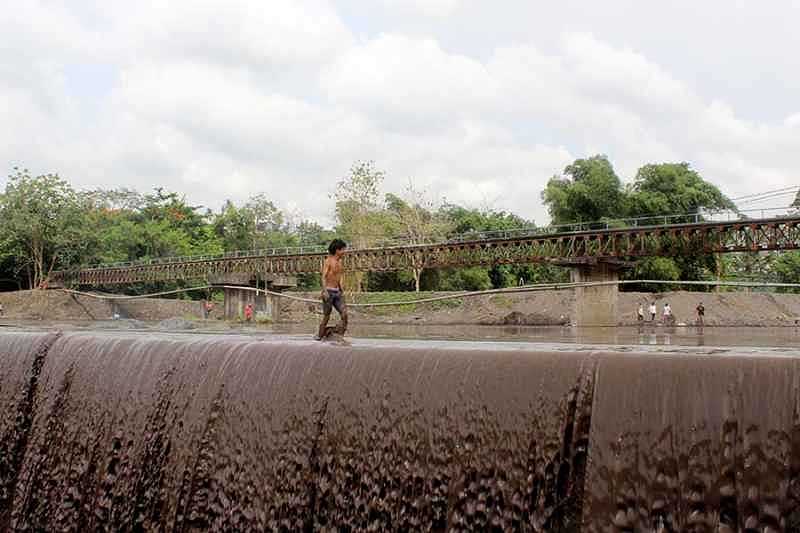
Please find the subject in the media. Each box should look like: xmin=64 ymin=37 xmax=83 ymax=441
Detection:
xmin=316 ymin=239 xmax=348 ymax=339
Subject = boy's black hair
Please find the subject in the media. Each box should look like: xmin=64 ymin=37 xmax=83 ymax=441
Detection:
xmin=328 ymin=239 xmax=347 ymax=255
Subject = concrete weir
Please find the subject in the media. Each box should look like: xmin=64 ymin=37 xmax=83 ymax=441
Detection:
xmin=0 ymin=332 xmax=799 ymax=531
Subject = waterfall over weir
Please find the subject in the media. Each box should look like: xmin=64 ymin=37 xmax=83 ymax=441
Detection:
xmin=0 ymin=332 xmax=798 ymax=531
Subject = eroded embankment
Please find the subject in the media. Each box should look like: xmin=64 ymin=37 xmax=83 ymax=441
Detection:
xmin=0 ymin=332 xmax=798 ymax=531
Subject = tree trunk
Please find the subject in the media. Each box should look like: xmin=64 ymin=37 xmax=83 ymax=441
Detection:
xmin=413 ymin=268 xmax=421 ymax=292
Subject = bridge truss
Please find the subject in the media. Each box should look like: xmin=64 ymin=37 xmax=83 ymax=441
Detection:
xmin=52 ymin=216 xmax=800 ymax=286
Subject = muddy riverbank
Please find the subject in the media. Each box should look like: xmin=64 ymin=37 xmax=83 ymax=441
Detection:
xmin=3 ymin=288 xmax=800 ymax=327
xmin=280 ymin=289 xmax=800 ymax=327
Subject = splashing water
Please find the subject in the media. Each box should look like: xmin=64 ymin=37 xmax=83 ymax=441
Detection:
xmin=0 ymin=331 xmax=798 ymax=531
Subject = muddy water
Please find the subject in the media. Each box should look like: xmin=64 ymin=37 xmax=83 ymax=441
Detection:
xmin=585 ymin=354 xmax=800 ymax=531
xmin=0 ymin=330 xmax=798 ymax=531
xmin=0 ymin=331 xmax=594 ymax=531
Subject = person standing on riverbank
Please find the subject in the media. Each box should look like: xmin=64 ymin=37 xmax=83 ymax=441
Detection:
xmin=663 ymin=303 xmax=672 ymax=324
xmin=649 ymin=302 xmax=657 ymax=321
xmin=696 ymin=302 xmax=705 ymax=326
xmin=317 ymin=239 xmax=348 ymax=340
xmin=637 ymin=304 xmax=644 ymax=322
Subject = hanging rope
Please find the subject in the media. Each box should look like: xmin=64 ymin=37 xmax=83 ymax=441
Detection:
xmin=56 ymin=279 xmax=800 ymax=308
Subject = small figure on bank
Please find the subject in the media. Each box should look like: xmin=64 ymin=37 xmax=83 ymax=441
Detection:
xmin=649 ymin=302 xmax=657 ymax=322
xmin=203 ymin=300 xmax=214 ymax=319
xmin=316 ymin=239 xmax=348 ymax=340
xmin=0 ymin=302 xmax=4 ymax=317
xmin=244 ymin=303 xmax=254 ymax=323
xmin=637 ymin=304 xmax=644 ymax=322
xmin=663 ymin=302 xmax=672 ymax=324
xmin=696 ymin=302 xmax=705 ymax=326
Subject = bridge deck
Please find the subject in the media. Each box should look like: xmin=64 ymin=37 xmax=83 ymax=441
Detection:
xmin=52 ymin=215 xmax=800 ymax=286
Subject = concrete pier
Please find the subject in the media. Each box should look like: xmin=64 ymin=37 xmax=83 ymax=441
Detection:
xmin=570 ymin=262 xmax=619 ymax=326
xmin=214 ymin=273 xmax=296 ymax=321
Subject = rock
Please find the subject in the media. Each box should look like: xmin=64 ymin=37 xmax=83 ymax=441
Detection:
xmin=157 ymin=317 xmax=196 ymax=330
xmin=501 ymin=311 xmax=569 ymax=326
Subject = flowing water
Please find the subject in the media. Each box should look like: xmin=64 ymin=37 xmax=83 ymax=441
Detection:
xmin=0 ymin=329 xmax=799 ymax=531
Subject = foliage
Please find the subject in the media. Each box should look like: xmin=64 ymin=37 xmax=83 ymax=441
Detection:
xmin=385 ymin=182 xmax=452 ymax=291
xmin=627 ymin=162 xmax=735 ymax=220
xmin=0 ymin=168 xmax=90 ymax=288
xmin=627 ymin=257 xmax=682 ymax=291
xmin=772 ymin=252 xmax=800 ymax=290
xmin=0 ymin=156 xmax=752 ymax=296
xmin=333 ymin=161 xmax=392 ymax=291
xmin=541 ymin=155 xmax=625 ymax=224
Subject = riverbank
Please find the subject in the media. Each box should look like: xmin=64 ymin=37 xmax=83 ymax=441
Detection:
xmin=280 ymin=289 xmax=800 ymax=327
xmin=2 ymin=288 xmax=800 ymax=327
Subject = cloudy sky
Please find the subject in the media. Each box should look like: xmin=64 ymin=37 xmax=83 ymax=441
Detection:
xmin=2 ymin=0 xmax=799 ymax=225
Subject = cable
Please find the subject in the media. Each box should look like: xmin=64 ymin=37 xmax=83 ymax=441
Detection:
xmin=730 ymin=186 xmax=799 ymax=201
xmin=57 ymin=279 xmax=800 ymax=309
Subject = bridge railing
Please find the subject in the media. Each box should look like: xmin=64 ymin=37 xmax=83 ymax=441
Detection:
xmin=77 ymin=206 xmax=796 ymax=272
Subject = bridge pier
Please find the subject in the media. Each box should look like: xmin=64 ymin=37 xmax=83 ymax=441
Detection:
xmin=570 ymin=263 xmax=619 ymax=327
xmin=214 ymin=274 xmax=296 ymax=322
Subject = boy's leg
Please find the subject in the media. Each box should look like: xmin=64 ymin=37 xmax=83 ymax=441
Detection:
xmin=317 ymin=291 xmax=333 ymax=339
xmin=333 ymin=293 xmax=348 ymax=335
xmin=317 ymin=310 xmax=332 ymax=338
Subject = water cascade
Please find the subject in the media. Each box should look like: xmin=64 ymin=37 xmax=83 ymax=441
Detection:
xmin=0 ymin=331 xmax=798 ymax=531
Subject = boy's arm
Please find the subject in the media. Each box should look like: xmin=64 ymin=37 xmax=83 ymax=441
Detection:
xmin=321 ymin=259 xmax=331 ymax=299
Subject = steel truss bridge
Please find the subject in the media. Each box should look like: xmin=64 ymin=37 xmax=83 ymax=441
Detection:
xmin=51 ymin=215 xmax=800 ymax=286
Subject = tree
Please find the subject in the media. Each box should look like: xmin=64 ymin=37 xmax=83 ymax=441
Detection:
xmin=385 ymin=181 xmax=452 ymax=291
xmin=0 ymin=168 xmax=89 ymax=288
xmin=772 ymin=252 xmax=800 ymax=291
xmin=627 ymin=162 xmax=735 ymax=220
xmin=541 ymin=155 xmax=625 ymax=225
xmin=334 ymin=161 xmax=392 ymax=291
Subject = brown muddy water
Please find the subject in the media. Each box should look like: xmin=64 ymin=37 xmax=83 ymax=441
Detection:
xmin=1 ymin=327 xmax=799 ymax=531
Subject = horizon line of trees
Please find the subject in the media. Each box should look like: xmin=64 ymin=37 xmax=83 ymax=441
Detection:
xmin=1 ymin=156 xmax=798 ymax=294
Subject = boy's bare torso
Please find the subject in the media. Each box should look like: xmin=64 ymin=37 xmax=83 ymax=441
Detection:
xmin=323 ymin=255 xmax=343 ymax=289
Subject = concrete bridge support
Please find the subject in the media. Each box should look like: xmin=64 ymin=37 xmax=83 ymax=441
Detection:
xmin=215 ymin=274 xmax=296 ymax=322
xmin=571 ymin=263 xmax=619 ymax=327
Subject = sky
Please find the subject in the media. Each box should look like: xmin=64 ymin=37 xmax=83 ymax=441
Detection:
xmin=1 ymin=0 xmax=799 ymax=226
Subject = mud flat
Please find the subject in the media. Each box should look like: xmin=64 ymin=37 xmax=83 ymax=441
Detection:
xmin=0 ymin=330 xmax=798 ymax=530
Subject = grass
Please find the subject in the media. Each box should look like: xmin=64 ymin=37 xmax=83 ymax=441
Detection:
xmin=348 ymin=291 xmax=463 ymax=315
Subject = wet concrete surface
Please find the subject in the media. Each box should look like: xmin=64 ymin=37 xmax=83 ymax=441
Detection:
xmin=5 ymin=319 xmax=800 ymax=348
xmin=1 ymin=328 xmax=799 ymax=531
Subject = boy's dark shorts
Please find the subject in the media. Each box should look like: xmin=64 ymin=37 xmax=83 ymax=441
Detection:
xmin=322 ymin=288 xmax=345 ymax=315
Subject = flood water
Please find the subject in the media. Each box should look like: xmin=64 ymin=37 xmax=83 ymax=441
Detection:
xmin=5 ymin=319 xmax=800 ymax=348
xmin=1 ymin=327 xmax=800 ymax=530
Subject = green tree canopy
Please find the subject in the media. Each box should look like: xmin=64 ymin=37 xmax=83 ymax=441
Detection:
xmin=627 ymin=162 xmax=735 ymax=218
xmin=541 ymin=155 xmax=625 ymax=225
xmin=0 ymin=168 xmax=89 ymax=288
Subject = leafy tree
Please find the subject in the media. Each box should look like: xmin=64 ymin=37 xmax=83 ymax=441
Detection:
xmin=772 ymin=252 xmax=800 ymax=291
xmin=0 ymin=168 xmax=90 ymax=288
xmin=627 ymin=257 xmax=682 ymax=291
xmin=541 ymin=155 xmax=625 ymax=225
xmin=334 ymin=161 xmax=393 ymax=291
xmin=385 ymin=182 xmax=452 ymax=291
xmin=627 ymin=162 xmax=735 ymax=221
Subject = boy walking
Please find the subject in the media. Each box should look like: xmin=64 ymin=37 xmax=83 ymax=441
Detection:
xmin=317 ymin=239 xmax=348 ymax=340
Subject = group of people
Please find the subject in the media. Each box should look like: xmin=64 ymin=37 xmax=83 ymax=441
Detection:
xmin=637 ymin=301 xmax=706 ymax=325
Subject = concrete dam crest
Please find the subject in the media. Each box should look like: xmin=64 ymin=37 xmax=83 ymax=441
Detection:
xmin=0 ymin=331 xmax=799 ymax=531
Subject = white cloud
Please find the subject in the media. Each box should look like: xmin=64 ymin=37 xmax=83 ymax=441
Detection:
xmin=321 ymin=33 xmax=497 ymax=127
xmin=1 ymin=1 xmax=799 ymax=228
xmin=786 ymin=113 xmax=800 ymax=127
xmin=377 ymin=0 xmax=460 ymax=18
